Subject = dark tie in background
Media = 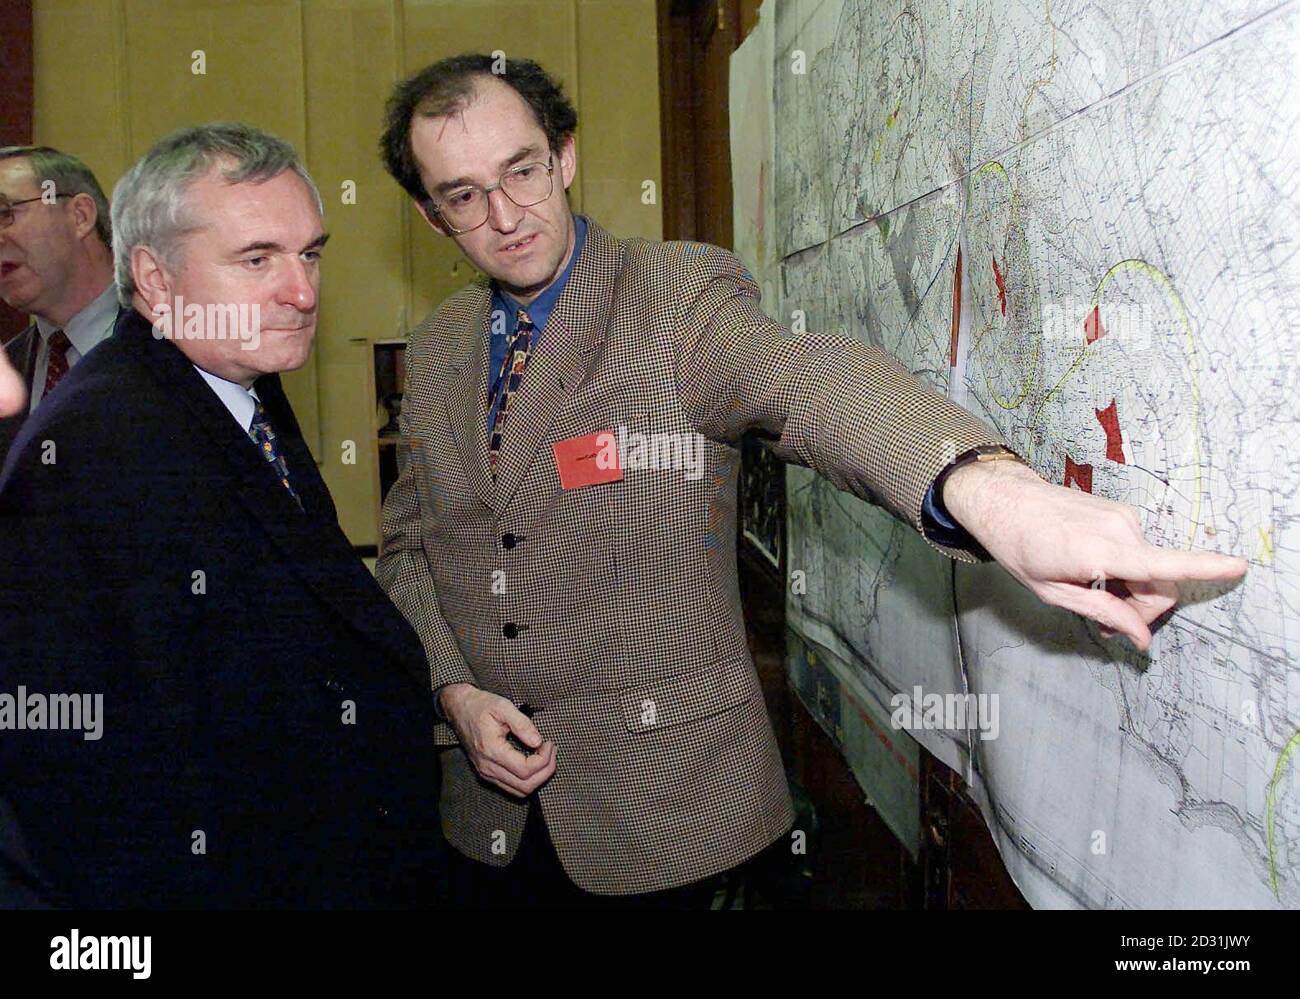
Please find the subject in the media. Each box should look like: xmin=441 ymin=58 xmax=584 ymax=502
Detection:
xmin=42 ymin=329 xmax=71 ymax=398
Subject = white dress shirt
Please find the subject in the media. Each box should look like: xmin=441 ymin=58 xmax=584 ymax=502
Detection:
xmin=194 ymin=366 xmax=259 ymax=433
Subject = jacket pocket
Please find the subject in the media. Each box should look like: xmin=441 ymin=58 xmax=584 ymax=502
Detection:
xmin=618 ymin=662 xmax=755 ymax=734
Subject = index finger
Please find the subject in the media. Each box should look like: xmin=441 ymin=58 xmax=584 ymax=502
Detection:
xmin=1101 ymin=543 xmax=1248 ymax=584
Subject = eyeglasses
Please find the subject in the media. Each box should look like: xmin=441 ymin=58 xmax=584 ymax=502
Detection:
xmin=424 ymin=156 xmax=555 ymax=234
xmin=0 ymin=193 xmax=71 ymax=230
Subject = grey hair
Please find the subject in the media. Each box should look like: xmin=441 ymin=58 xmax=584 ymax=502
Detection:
xmin=111 ymin=122 xmax=324 ymax=307
xmin=0 ymin=145 xmax=112 ymax=247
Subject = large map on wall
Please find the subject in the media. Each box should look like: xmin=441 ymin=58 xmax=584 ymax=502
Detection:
xmin=733 ymin=0 xmax=1299 ymax=907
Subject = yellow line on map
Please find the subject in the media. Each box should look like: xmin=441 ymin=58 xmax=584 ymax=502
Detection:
xmin=1267 ymin=730 xmax=1300 ymax=901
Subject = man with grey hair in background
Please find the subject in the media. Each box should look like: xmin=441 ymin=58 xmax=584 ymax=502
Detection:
xmin=0 ymin=122 xmax=444 ymax=907
xmin=0 ymin=146 xmax=119 ymax=463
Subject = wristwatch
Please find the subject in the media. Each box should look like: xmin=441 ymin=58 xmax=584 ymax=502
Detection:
xmin=929 ymin=445 xmax=1027 ymax=560
xmin=935 ymin=444 xmax=1026 ymax=491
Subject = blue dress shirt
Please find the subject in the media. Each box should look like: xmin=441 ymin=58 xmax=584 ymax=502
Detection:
xmin=487 ymin=214 xmax=588 ymax=432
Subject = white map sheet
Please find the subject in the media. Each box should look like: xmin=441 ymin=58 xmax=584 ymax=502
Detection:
xmin=736 ymin=0 xmax=1300 ymax=907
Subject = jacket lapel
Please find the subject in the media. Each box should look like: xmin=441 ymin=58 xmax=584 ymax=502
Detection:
xmin=117 ymin=310 xmax=420 ymax=675
xmin=6 ymin=326 xmax=40 ymax=390
xmin=492 ymin=218 xmax=623 ymax=511
xmin=442 ymin=280 xmax=495 ymax=510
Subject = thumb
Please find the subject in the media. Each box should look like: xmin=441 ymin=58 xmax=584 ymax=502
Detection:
xmin=1045 ymin=580 xmax=1153 ymax=650
xmin=501 ymin=704 xmax=543 ymax=749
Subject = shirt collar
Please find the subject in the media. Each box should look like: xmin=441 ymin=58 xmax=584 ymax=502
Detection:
xmin=35 ymin=281 xmax=118 ymax=357
xmin=194 ymin=365 xmax=259 ymax=433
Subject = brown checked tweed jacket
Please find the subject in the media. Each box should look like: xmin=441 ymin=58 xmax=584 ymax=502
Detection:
xmin=377 ymin=215 xmax=1005 ymax=895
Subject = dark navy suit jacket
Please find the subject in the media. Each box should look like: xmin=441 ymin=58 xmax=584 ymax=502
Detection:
xmin=0 ymin=307 xmax=442 ymax=907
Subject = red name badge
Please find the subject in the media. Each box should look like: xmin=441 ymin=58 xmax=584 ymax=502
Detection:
xmin=553 ymin=430 xmax=623 ymax=489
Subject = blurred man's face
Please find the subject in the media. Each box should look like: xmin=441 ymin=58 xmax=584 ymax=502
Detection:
xmin=409 ymin=76 xmax=577 ymax=305
xmin=0 ymin=350 xmax=24 ymax=416
xmin=132 ymin=165 xmax=326 ymax=388
xmin=0 ymin=157 xmax=89 ymax=321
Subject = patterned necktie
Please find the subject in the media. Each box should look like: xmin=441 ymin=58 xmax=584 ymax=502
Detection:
xmin=487 ymin=308 xmax=536 ymax=476
xmin=43 ymin=329 xmax=72 ymax=399
xmin=249 ymin=400 xmax=302 ymax=509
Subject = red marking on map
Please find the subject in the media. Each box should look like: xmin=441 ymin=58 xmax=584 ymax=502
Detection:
xmin=1064 ymin=455 xmax=1093 ymax=493
xmin=992 ymin=255 xmax=1007 ymax=316
xmin=1084 ymin=305 xmax=1106 ymax=344
xmin=1095 ymin=399 xmax=1126 ymax=464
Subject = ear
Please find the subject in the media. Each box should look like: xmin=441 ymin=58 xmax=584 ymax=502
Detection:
xmin=415 ymin=198 xmax=451 ymax=237
xmin=67 ymin=192 xmax=100 ymax=241
xmin=130 ymin=245 xmax=173 ymax=314
xmin=557 ymin=134 xmax=577 ymax=193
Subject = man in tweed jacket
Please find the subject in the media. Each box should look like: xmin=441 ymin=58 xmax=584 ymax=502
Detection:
xmin=377 ymin=55 xmax=1247 ymax=904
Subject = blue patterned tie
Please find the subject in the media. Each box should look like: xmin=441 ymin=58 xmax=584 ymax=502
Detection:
xmin=249 ymin=400 xmax=302 ymax=509
xmin=488 ymin=308 xmax=536 ymax=477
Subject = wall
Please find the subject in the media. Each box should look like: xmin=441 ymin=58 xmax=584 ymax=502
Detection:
xmin=0 ymin=0 xmax=34 ymax=342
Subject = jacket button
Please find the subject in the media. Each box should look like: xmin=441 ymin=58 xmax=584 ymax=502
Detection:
xmin=502 ymin=623 xmax=518 ymax=639
xmin=501 ymin=532 xmax=517 ymax=549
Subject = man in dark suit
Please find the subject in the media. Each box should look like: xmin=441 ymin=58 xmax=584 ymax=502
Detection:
xmin=0 ymin=123 xmax=442 ymax=907
xmin=0 ymin=146 xmax=119 ymax=463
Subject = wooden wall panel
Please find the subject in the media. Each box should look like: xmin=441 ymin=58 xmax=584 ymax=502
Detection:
xmin=400 ymin=0 xmax=581 ymax=327
xmin=32 ymin=0 xmax=131 ymax=190
xmin=120 ymin=0 xmax=320 ymax=455
xmin=303 ymin=0 xmax=405 ymax=542
xmin=576 ymin=0 xmax=662 ymax=241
